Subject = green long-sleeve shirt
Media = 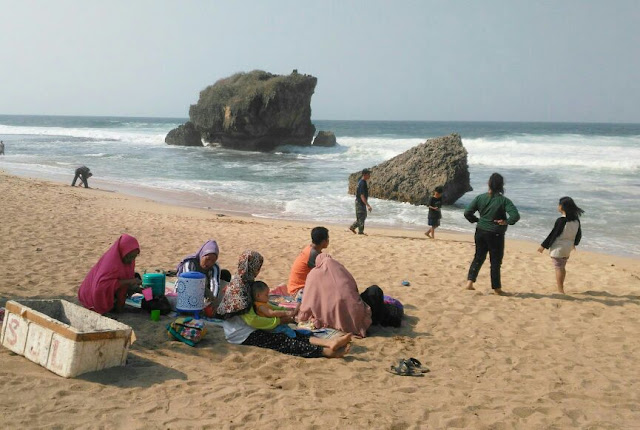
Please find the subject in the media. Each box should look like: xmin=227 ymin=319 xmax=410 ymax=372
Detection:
xmin=464 ymin=192 xmax=520 ymax=234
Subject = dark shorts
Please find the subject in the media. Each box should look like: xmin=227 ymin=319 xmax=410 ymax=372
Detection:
xmin=428 ymin=218 xmax=440 ymax=227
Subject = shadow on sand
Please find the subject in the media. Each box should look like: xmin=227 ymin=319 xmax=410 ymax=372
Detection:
xmin=77 ymin=352 xmax=187 ymax=387
xmin=513 ymin=290 xmax=640 ymax=307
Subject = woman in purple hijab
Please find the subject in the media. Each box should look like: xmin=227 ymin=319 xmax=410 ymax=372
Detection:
xmin=177 ymin=240 xmax=222 ymax=301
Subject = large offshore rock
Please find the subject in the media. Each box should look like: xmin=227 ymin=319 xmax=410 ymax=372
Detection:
xmin=312 ymin=130 xmax=337 ymax=147
xmin=165 ymin=121 xmax=203 ymax=146
xmin=347 ymin=134 xmax=472 ymax=205
xmin=186 ymin=70 xmax=317 ymax=151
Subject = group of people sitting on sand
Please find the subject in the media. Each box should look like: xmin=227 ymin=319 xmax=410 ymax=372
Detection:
xmin=76 ymin=171 xmax=584 ymax=359
xmin=77 ymin=227 xmax=401 ymax=359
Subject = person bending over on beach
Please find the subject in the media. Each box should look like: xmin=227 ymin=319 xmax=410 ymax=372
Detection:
xmin=538 ymin=197 xmax=584 ymax=294
xmin=464 ymin=173 xmax=520 ymax=295
xmin=177 ymin=240 xmax=225 ymax=308
xmin=217 ymin=250 xmax=351 ymax=358
xmin=71 ymin=165 xmax=93 ymax=188
xmin=349 ymin=168 xmax=372 ymax=235
xmin=425 ymin=186 xmax=443 ymax=239
xmin=286 ymin=226 xmax=330 ymax=300
xmin=78 ymin=234 xmax=142 ymax=314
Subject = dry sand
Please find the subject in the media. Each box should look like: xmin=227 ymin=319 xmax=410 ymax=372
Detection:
xmin=1 ymin=171 xmax=639 ymax=429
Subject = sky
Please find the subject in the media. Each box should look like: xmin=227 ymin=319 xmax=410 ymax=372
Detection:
xmin=1 ymin=1 xmax=639 ymax=122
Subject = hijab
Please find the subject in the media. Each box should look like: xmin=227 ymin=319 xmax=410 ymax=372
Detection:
xmin=176 ymin=240 xmax=219 ymax=274
xmin=78 ymin=234 xmax=139 ymax=315
xmin=217 ymin=250 xmax=263 ymax=318
xmin=298 ymin=253 xmax=372 ymax=337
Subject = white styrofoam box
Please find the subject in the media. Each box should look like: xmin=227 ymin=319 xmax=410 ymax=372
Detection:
xmin=1 ymin=299 xmax=135 ymax=378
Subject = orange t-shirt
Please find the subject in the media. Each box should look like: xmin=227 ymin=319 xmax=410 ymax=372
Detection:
xmin=287 ymin=245 xmax=315 ymax=295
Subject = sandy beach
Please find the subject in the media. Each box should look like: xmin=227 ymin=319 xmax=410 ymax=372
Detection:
xmin=1 ymin=170 xmax=639 ymax=429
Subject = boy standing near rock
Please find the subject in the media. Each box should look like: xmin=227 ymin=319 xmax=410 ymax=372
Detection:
xmin=349 ymin=168 xmax=372 ymax=235
xmin=425 ymin=186 xmax=443 ymax=239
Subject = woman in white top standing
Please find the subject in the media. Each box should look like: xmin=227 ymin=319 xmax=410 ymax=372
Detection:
xmin=538 ymin=197 xmax=584 ymax=293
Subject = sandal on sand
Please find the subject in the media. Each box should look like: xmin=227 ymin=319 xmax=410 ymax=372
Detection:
xmin=386 ymin=359 xmax=424 ymax=377
xmin=406 ymin=357 xmax=430 ymax=373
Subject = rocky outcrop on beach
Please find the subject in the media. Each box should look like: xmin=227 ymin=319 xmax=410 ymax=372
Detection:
xmin=312 ymin=131 xmax=337 ymax=147
xmin=348 ymin=133 xmax=472 ymax=205
xmin=165 ymin=121 xmax=203 ymax=146
xmin=167 ymin=70 xmax=317 ymax=152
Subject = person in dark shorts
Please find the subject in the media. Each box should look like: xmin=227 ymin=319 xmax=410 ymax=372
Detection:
xmin=425 ymin=186 xmax=443 ymax=239
xmin=71 ymin=166 xmax=93 ymax=188
xmin=349 ymin=168 xmax=372 ymax=235
xmin=537 ymin=197 xmax=584 ymax=294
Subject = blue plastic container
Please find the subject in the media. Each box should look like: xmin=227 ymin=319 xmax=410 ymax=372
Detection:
xmin=175 ymin=272 xmax=206 ymax=315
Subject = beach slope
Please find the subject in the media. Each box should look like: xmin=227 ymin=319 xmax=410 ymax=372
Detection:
xmin=1 ymin=172 xmax=639 ymax=428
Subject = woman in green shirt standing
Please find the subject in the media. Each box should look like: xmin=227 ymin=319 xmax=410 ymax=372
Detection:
xmin=464 ymin=173 xmax=520 ymax=295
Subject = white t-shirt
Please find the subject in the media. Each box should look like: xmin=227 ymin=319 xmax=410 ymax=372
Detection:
xmin=550 ymin=219 xmax=581 ymax=258
xmin=222 ymin=316 xmax=255 ymax=344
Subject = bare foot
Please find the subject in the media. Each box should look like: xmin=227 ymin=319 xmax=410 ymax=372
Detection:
xmin=557 ymin=288 xmax=565 ymax=294
xmin=328 ymin=333 xmax=352 ymax=351
xmin=465 ymin=281 xmax=475 ymax=290
xmin=348 ymin=226 xmax=356 ymax=234
xmin=325 ymin=343 xmax=351 ymax=358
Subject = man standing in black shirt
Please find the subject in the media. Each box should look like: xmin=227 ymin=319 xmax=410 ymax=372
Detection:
xmin=349 ymin=168 xmax=372 ymax=235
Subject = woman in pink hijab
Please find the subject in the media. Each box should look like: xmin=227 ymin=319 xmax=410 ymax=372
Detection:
xmin=298 ymin=253 xmax=372 ymax=337
xmin=78 ymin=234 xmax=142 ymax=314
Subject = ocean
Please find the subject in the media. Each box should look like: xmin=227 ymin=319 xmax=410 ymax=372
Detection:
xmin=1 ymin=115 xmax=639 ymax=257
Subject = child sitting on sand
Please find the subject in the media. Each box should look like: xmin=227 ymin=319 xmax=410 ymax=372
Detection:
xmin=425 ymin=186 xmax=443 ymax=239
xmin=538 ymin=197 xmax=584 ymax=293
xmin=252 ymin=281 xmax=298 ymax=337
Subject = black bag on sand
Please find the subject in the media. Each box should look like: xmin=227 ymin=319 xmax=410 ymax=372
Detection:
xmin=382 ymin=303 xmax=403 ymax=328
xmin=360 ymin=285 xmax=402 ymax=327
xmin=141 ymin=296 xmax=172 ymax=315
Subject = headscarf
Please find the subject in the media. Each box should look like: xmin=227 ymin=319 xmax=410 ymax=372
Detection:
xmin=78 ymin=234 xmax=139 ymax=315
xmin=176 ymin=240 xmax=219 ymax=274
xmin=298 ymin=253 xmax=372 ymax=337
xmin=217 ymin=250 xmax=263 ymax=318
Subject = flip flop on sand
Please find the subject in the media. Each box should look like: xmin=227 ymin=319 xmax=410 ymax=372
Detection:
xmin=386 ymin=359 xmax=424 ymax=377
xmin=406 ymin=357 xmax=430 ymax=373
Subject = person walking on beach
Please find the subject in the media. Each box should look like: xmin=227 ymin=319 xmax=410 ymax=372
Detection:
xmin=71 ymin=166 xmax=92 ymax=188
xmin=538 ymin=197 xmax=584 ymax=294
xmin=464 ymin=173 xmax=520 ymax=295
xmin=425 ymin=186 xmax=443 ymax=239
xmin=0 ymin=140 xmax=4 ymax=155
xmin=349 ymin=168 xmax=372 ymax=235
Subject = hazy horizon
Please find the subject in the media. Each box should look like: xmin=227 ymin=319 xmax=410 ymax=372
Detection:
xmin=1 ymin=1 xmax=639 ymax=123
xmin=2 ymin=113 xmax=640 ymax=126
